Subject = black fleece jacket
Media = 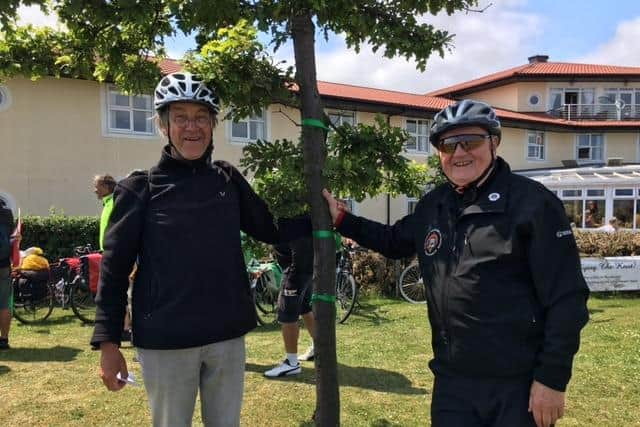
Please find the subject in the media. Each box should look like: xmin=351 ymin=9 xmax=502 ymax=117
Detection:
xmin=91 ymin=145 xmax=310 ymax=349
xmin=337 ymin=157 xmax=589 ymax=392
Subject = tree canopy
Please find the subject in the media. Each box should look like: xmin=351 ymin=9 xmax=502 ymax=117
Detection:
xmin=1 ymin=2 xmax=479 ymax=424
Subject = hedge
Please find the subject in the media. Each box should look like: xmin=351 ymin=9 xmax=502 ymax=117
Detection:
xmin=574 ymin=230 xmax=640 ymax=257
xmin=19 ymin=213 xmax=99 ymax=261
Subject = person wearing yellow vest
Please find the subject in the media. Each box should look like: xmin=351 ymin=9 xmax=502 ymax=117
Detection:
xmin=94 ymin=174 xmax=116 ymax=251
xmin=94 ymin=174 xmax=134 ymax=342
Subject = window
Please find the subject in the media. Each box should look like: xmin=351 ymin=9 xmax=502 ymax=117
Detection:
xmin=526 ymin=131 xmax=545 ymax=160
xmin=549 ymin=88 xmax=595 ymax=118
xmin=231 ymin=110 xmax=266 ymax=143
xmin=405 ymin=119 xmax=430 ymax=153
xmin=0 ymin=85 xmax=12 ymax=112
xmin=576 ymin=134 xmax=603 ymax=162
xmin=584 ymin=199 xmax=604 ymax=228
xmin=328 ymin=110 xmax=355 ymax=127
xmin=106 ymin=85 xmax=154 ymax=135
xmin=407 ymin=197 xmax=419 ymax=214
xmin=528 ymin=93 xmax=541 ymax=107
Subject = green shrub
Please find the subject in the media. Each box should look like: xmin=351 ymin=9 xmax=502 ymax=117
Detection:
xmin=20 ymin=212 xmax=99 ymax=261
xmin=352 ymin=250 xmax=403 ymax=297
xmin=574 ymin=230 xmax=640 ymax=257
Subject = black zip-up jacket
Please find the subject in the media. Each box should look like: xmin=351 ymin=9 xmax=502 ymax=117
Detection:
xmin=91 ymin=145 xmax=309 ymax=349
xmin=338 ymin=157 xmax=589 ymax=391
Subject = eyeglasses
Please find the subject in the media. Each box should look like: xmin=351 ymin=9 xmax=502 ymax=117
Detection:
xmin=437 ymin=134 xmax=491 ymax=154
xmin=170 ymin=115 xmax=212 ymax=128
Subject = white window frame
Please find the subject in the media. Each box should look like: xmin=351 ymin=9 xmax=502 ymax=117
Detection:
xmin=526 ymin=130 xmax=545 ymax=161
xmin=407 ymin=197 xmax=419 ymax=215
xmin=0 ymin=85 xmax=12 ymax=112
xmin=404 ymin=118 xmax=430 ymax=154
xmin=102 ymin=84 xmax=156 ymax=138
xmin=576 ymin=134 xmax=604 ymax=163
xmin=327 ymin=109 xmax=356 ymax=128
xmin=229 ymin=109 xmax=268 ymax=144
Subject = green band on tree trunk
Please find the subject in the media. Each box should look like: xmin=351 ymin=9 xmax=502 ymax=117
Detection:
xmin=313 ymin=230 xmax=334 ymax=238
xmin=311 ymin=293 xmax=337 ymax=304
xmin=301 ymin=118 xmax=330 ymax=131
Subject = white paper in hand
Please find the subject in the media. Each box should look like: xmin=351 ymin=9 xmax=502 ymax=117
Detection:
xmin=116 ymin=372 xmax=139 ymax=387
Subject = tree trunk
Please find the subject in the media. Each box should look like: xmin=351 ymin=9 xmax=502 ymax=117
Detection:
xmin=291 ymin=11 xmax=340 ymax=427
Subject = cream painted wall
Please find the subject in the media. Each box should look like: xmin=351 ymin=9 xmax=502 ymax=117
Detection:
xmin=605 ymin=133 xmax=639 ymax=161
xmin=463 ymin=84 xmax=518 ymax=111
xmin=516 ymin=82 xmax=548 ymax=112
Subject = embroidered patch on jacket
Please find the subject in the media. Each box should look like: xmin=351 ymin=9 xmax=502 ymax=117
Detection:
xmin=556 ymin=229 xmax=573 ymax=238
xmin=283 ymin=289 xmax=298 ymax=297
xmin=488 ymin=192 xmax=500 ymax=201
xmin=424 ymin=229 xmax=442 ymax=256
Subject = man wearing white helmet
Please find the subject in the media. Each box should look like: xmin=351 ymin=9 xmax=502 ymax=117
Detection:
xmin=323 ymin=100 xmax=589 ymax=427
xmin=91 ymin=72 xmax=309 ymax=426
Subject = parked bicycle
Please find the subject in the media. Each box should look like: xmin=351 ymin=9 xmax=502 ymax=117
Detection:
xmin=398 ymin=262 xmax=426 ymax=304
xmin=247 ymin=244 xmax=360 ymax=325
xmin=11 ymin=244 xmax=100 ymax=324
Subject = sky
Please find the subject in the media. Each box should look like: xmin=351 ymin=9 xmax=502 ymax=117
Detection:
xmin=16 ymin=0 xmax=640 ymax=94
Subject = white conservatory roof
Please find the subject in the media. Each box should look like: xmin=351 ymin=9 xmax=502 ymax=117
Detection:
xmin=518 ymin=164 xmax=640 ymax=187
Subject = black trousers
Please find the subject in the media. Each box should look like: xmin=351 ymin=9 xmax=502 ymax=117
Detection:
xmin=431 ymin=374 xmax=539 ymax=427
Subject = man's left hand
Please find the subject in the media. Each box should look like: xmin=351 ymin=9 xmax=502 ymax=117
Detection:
xmin=529 ymin=380 xmax=565 ymax=427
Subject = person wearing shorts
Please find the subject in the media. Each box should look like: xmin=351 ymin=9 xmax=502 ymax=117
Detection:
xmin=264 ymin=235 xmax=315 ymax=377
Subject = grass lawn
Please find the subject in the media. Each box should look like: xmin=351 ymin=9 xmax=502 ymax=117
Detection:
xmin=1 ymin=295 xmax=639 ymax=426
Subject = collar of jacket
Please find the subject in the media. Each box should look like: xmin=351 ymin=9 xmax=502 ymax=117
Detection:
xmin=157 ymin=143 xmax=213 ymax=173
xmin=439 ymin=157 xmax=511 ymax=217
xmin=101 ymin=193 xmax=113 ymax=206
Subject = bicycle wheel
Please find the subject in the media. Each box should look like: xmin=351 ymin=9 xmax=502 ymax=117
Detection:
xmin=398 ymin=264 xmax=426 ymax=304
xmin=70 ymin=277 xmax=97 ymax=324
xmin=335 ymin=273 xmax=357 ymax=324
xmin=12 ymin=278 xmax=54 ymax=324
xmin=252 ymin=275 xmax=278 ymax=326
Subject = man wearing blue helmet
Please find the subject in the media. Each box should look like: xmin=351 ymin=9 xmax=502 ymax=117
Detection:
xmin=92 ymin=72 xmax=309 ymax=426
xmin=323 ymin=100 xmax=589 ymax=427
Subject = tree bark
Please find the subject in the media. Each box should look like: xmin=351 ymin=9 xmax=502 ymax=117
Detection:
xmin=291 ymin=11 xmax=340 ymax=427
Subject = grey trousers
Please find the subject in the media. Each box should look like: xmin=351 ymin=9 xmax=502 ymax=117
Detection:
xmin=137 ymin=336 xmax=246 ymax=427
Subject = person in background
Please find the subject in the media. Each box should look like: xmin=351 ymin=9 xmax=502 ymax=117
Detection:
xmin=264 ymin=235 xmax=315 ymax=377
xmin=94 ymin=174 xmax=132 ymax=342
xmin=323 ymin=99 xmax=589 ymax=427
xmin=597 ymin=217 xmax=620 ymax=233
xmin=0 ymin=200 xmax=17 ymax=350
xmin=94 ymin=174 xmax=117 ymax=251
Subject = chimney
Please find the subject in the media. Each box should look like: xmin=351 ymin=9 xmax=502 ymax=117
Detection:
xmin=528 ymin=55 xmax=549 ymax=64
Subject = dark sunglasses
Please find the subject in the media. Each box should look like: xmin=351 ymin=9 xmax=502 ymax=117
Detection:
xmin=437 ymin=134 xmax=491 ymax=154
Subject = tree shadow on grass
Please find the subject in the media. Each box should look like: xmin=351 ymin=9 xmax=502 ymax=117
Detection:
xmin=0 ymin=345 xmax=82 ymax=362
xmin=342 ymin=301 xmax=392 ymax=326
xmin=14 ymin=313 xmax=85 ymax=330
xmin=245 ymin=361 xmax=427 ymax=395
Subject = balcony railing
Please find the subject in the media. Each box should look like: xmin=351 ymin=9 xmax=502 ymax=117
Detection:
xmin=548 ymin=103 xmax=640 ymax=121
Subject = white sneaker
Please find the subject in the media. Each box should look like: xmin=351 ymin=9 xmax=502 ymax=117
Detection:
xmin=264 ymin=359 xmax=301 ymax=377
xmin=299 ymin=346 xmax=315 ymax=361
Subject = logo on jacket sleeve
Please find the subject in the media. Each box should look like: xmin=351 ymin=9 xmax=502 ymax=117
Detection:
xmin=424 ymin=228 xmax=442 ymax=256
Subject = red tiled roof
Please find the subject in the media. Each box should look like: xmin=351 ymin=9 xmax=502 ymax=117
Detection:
xmin=159 ymin=58 xmax=182 ymax=74
xmin=316 ymin=81 xmax=449 ymax=110
xmin=427 ymin=61 xmax=640 ymax=97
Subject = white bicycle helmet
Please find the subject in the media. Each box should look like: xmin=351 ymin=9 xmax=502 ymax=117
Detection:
xmin=154 ymin=72 xmax=219 ymax=114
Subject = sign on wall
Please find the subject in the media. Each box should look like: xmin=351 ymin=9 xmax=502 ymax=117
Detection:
xmin=581 ymin=257 xmax=640 ymax=291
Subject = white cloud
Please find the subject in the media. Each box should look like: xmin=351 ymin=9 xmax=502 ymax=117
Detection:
xmin=297 ymin=0 xmax=544 ymax=93
xmin=578 ymin=17 xmax=640 ymax=66
xmin=16 ymin=5 xmax=62 ymax=29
